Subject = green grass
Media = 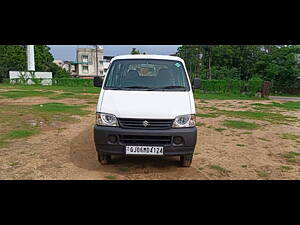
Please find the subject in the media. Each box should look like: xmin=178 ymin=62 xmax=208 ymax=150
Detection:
xmin=256 ymin=170 xmax=269 ymax=178
xmin=105 ymin=175 xmax=117 ymax=180
xmin=217 ymin=110 xmax=298 ymax=124
xmin=280 ymin=166 xmax=293 ymax=171
xmin=118 ymin=167 xmax=130 ymax=172
xmin=194 ymin=92 xmax=267 ymax=100
xmin=241 ymin=132 xmax=252 ymax=135
xmin=237 ymin=144 xmax=245 ymax=147
xmin=282 ymin=151 xmax=300 ymax=164
xmin=0 ymin=83 xmax=100 ymax=94
xmin=209 ymin=165 xmax=230 ymax=175
xmin=196 ymin=122 xmax=205 ymax=127
xmin=252 ymin=101 xmax=300 ymax=111
xmin=215 ymin=128 xmax=227 ymax=132
xmin=0 ymin=90 xmax=56 ymax=99
xmin=241 ymin=165 xmax=248 ymax=168
xmin=0 ymin=103 xmax=89 ymax=149
xmin=6 ymin=129 xmax=38 ymax=139
xmin=281 ymin=133 xmax=300 ymax=141
xmin=283 ymin=152 xmax=300 ymax=159
xmin=196 ymin=113 xmax=219 ymax=118
xmin=258 ymin=137 xmax=271 ymax=142
xmin=32 ymin=103 xmax=89 ymax=116
xmin=223 ymin=120 xmax=260 ymax=130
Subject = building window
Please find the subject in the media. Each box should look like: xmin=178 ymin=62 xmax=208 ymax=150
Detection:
xmin=82 ymin=55 xmax=89 ymax=63
xmin=82 ymin=65 xmax=89 ymax=73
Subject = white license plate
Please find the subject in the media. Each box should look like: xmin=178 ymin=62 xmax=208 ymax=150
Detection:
xmin=126 ymin=146 xmax=164 ymax=155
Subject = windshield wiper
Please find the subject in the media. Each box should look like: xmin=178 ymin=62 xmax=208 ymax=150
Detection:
xmin=123 ymin=86 xmax=154 ymax=90
xmin=154 ymin=86 xmax=187 ymax=90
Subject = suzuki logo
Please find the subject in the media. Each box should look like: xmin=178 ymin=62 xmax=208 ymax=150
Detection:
xmin=143 ymin=120 xmax=149 ymax=127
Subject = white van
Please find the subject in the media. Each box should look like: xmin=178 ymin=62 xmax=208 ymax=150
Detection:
xmin=93 ymin=55 xmax=200 ymax=167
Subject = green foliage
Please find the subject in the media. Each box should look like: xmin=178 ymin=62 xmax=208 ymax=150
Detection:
xmin=223 ymin=120 xmax=260 ymax=130
xmin=131 ymin=48 xmax=140 ymax=55
xmin=0 ymin=90 xmax=55 ymax=99
xmin=0 ymin=45 xmax=26 ymax=81
xmin=0 ymin=45 xmax=71 ymax=80
xmin=52 ymin=78 xmax=93 ymax=87
xmin=195 ymin=79 xmax=263 ymax=96
xmin=6 ymin=129 xmax=38 ymax=139
xmin=177 ymin=45 xmax=300 ymax=94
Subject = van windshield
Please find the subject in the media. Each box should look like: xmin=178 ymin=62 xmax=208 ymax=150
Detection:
xmin=104 ymin=59 xmax=190 ymax=91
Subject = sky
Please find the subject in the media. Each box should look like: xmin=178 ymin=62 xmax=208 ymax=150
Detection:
xmin=48 ymin=45 xmax=181 ymax=61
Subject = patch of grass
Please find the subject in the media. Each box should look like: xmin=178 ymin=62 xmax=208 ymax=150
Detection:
xmin=0 ymin=90 xmax=55 ymax=99
xmin=194 ymin=92 xmax=267 ymax=100
xmin=241 ymin=132 xmax=252 ymax=135
xmin=223 ymin=120 xmax=260 ymax=130
xmin=281 ymin=133 xmax=300 ymax=141
xmin=258 ymin=137 xmax=271 ymax=142
xmin=283 ymin=152 xmax=300 ymax=159
xmin=241 ymin=165 xmax=248 ymax=168
xmin=252 ymin=101 xmax=300 ymax=111
xmin=9 ymin=161 xmax=20 ymax=167
xmin=0 ymin=84 xmax=100 ymax=94
xmin=215 ymin=128 xmax=227 ymax=132
xmin=287 ymin=159 xmax=300 ymax=163
xmin=209 ymin=165 xmax=230 ymax=175
xmin=217 ymin=110 xmax=298 ymax=124
xmin=280 ymin=166 xmax=293 ymax=171
xmin=256 ymin=170 xmax=269 ymax=178
xmin=237 ymin=144 xmax=245 ymax=147
xmin=118 ymin=168 xmax=130 ymax=172
xmin=203 ymin=106 xmax=218 ymax=111
xmin=196 ymin=113 xmax=219 ymax=118
xmin=32 ymin=103 xmax=88 ymax=116
xmin=196 ymin=122 xmax=205 ymax=127
xmin=105 ymin=175 xmax=116 ymax=180
xmin=0 ymin=103 xmax=89 ymax=149
xmin=6 ymin=129 xmax=38 ymax=139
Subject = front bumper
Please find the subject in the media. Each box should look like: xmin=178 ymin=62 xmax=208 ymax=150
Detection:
xmin=94 ymin=125 xmax=197 ymax=156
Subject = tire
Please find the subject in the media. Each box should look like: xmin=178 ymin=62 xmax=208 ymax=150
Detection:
xmin=97 ymin=152 xmax=112 ymax=165
xmin=180 ymin=154 xmax=193 ymax=167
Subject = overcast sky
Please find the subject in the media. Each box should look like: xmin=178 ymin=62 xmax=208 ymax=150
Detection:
xmin=48 ymin=45 xmax=181 ymax=61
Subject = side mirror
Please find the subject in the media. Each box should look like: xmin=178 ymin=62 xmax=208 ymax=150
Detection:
xmin=192 ymin=78 xmax=201 ymax=89
xmin=94 ymin=76 xmax=103 ymax=87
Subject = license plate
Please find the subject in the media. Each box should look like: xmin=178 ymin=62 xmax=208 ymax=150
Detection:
xmin=126 ymin=146 xmax=164 ymax=155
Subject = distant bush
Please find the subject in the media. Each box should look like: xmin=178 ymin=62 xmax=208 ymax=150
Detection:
xmin=197 ymin=79 xmax=263 ymax=96
xmin=52 ymin=78 xmax=93 ymax=87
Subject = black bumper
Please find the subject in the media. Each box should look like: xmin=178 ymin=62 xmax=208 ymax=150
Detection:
xmin=94 ymin=125 xmax=197 ymax=156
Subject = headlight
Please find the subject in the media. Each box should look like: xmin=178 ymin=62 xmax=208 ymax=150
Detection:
xmin=172 ymin=114 xmax=196 ymax=128
xmin=96 ymin=113 xmax=119 ymax=127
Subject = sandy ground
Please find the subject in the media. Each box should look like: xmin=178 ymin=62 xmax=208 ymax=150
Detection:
xmin=0 ymin=96 xmax=300 ymax=180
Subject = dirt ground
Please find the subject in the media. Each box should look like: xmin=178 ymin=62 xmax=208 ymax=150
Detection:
xmin=1 ymin=95 xmax=300 ymax=180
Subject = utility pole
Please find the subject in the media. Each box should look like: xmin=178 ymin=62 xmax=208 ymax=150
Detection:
xmin=95 ymin=45 xmax=99 ymax=76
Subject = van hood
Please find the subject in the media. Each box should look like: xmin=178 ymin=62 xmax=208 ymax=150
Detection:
xmin=98 ymin=90 xmax=192 ymax=119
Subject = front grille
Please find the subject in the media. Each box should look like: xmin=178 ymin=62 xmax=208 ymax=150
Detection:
xmin=118 ymin=118 xmax=173 ymax=129
xmin=119 ymin=135 xmax=172 ymax=145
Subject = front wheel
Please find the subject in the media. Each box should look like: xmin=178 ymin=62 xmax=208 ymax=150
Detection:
xmin=180 ymin=154 xmax=193 ymax=167
xmin=97 ymin=152 xmax=112 ymax=165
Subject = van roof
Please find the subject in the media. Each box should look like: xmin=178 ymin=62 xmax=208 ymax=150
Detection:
xmin=111 ymin=54 xmax=184 ymax=63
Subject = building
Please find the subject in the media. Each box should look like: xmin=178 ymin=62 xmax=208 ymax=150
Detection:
xmin=53 ymin=60 xmax=76 ymax=76
xmin=72 ymin=47 xmax=104 ymax=78
xmin=103 ymin=56 xmax=114 ymax=76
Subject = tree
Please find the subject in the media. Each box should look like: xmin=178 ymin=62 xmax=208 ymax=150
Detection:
xmin=0 ymin=45 xmax=26 ymax=80
xmin=131 ymin=48 xmax=140 ymax=55
xmin=0 ymin=45 xmax=70 ymax=81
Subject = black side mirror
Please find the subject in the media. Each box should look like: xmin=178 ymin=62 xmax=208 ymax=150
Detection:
xmin=192 ymin=78 xmax=201 ymax=89
xmin=94 ymin=76 xmax=103 ymax=87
